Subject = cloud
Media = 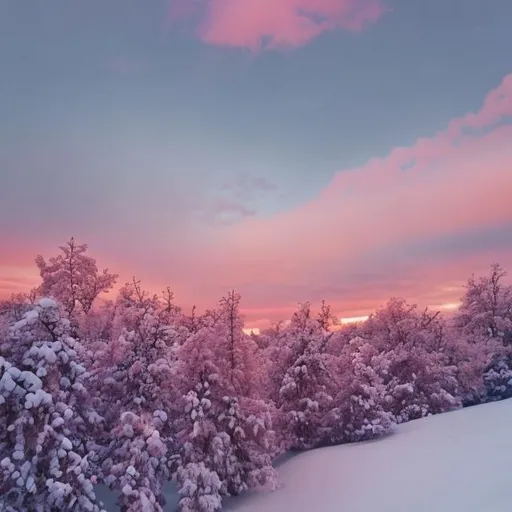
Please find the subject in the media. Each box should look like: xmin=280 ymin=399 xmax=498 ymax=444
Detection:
xmin=170 ymin=0 xmax=387 ymax=50
xmin=177 ymin=73 xmax=512 ymax=323
xmin=2 ymin=73 xmax=512 ymax=329
xmin=193 ymin=173 xmax=279 ymax=224
xmin=221 ymin=173 xmax=278 ymax=202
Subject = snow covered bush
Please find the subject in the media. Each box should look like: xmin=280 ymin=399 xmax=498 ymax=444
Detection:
xmin=329 ymin=341 xmax=393 ymax=443
xmin=361 ymin=299 xmax=462 ymax=423
xmin=100 ymin=411 xmax=171 ymax=511
xmin=482 ymin=356 xmax=512 ymax=402
xmin=176 ymin=462 xmax=222 ymax=512
xmin=173 ymin=315 xmax=277 ymax=511
xmin=175 ymin=381 xmax=277 ymax=510
xmin=6 ymin=299 xmax=104 ymax=449
xmin=0 ymin=355 xmax=104 ymax=511
xmin=382 ymin=345 xmax=461 ymax=423
xmin=452 ymin=264 xmax=512 ymax=404
xmin=89 ymin=279 xmax=178 ymax=426
xmin=279 ymin=350 xmax=335 ymax=450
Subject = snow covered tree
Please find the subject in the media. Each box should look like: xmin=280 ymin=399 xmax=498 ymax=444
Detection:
xmin=0 ymin=356 xmax=105 ymax=511
xmin=264 ymin=302 xmax=330 ymax=405
xmin=362 ymin=299 xmax=461 ymax=423
xmin=176 ymin=462 xmax=222 ymax=512
xmin=175 ymin=384 xmax=276 ymax=509
xmin=85 ymin=279 xmax=178 ymax=508
xmin=90 ymin=279 xmax=178 ymax=426
xmin=203 ymin=291 xmax=258 ymax=397
xmin=6 ymin=298 xmax=103 ymax=443
xmin=0 ymin=291 xmax=37 ymax=323
xmin=100 ymin=411 xmax=171 ymax=512
xmin=0 ymin=298 xmax=106 ymax=511
xmin=453 ymin=264 xmax=512 ymax=403
xmin=278 ymin=345 xmax=336 ymax=450
xmin=35 ymin=238 xmax=118 ymax=326
xmin=455 ymin=264 xmax=512 ymax=339
xmin=173 ymin=321 xmax=276 ymax=510
xmin=329 ymin=340 xmax=393 ymax=443
xmin=317 ymin=300 xmax=340 ymax=332
xmin=383 ymin=345 xmax=461 ymax=423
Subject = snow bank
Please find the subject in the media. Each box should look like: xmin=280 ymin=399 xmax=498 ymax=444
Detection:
xmin=227 ymin=399 xmax=512 ymax=512
xmin=97 ymin=399 xmax=512 ymax=511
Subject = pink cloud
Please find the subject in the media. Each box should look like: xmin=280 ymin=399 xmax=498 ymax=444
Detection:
xmin=3 ymin=74 xmax=512 ymax=330
xmin=172 ymin=73 xmax=512 ymax=323
xmin=171 ymin=0 xmax=387 ymax=49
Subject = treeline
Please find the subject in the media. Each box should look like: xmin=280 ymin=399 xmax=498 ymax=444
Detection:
xmin=0 ymin=238 xmax=511 ymax=511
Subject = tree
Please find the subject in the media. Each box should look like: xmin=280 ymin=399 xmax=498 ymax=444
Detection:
xmin=264 ymin=302 xmax=329 ymax=404
xmin=362 ymin=299 xmax=461 ymax=423
xmin=173 ymin=321 xmax=276 ymax=511
xmin=35 ymin=238 xmax=118 ymax=322
xmin=100 ymin=411 xmax=171 ymax=512
xmin=0 ymin=291 xmax=37 ymax=323
xmin=276 ymin=304 xmax=337 ymax=450
xmin=89 ymin=280 xmax=178 ymax=443
xmin=453 ymin=264 xmax=512 ymax=403
xmin=455 ymin=264 xmax=512 ymax=339
xmin=279 ymin=350 xmax=335 ymax=450
xmin=329 ymin=340 xmax=393 ymax=444
xmin=317 ymin=300 xmax=340 ymax=332
xmin=0 ymin=298 xmax=105 ymax=511
xmin=6 ymin=298 xmax=104 ymax=450
xmin=214 ymin=291 xmax=258 ymax=397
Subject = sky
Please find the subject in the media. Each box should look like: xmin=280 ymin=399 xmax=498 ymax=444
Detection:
xmin=1 ymin=0 xmax=512 ymax=328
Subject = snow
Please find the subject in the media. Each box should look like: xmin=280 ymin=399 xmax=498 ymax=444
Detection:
xmin=38 ymin=297 xmax=58 ymax=309
xmin=95 ymin=399 xmax=512 ymax=511
xmin=227 ymin=399 xmax=512 ymax=512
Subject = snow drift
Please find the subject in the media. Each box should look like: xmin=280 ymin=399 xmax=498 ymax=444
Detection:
xmin=226 ymin=399 xmax=512 ymax=512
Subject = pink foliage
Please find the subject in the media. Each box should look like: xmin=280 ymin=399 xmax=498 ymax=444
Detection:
xmin=101 ymin=411 xmax=170 ymax=511
xmin=3 ymin=237 xmax=512 ymax=512
xmin=35 ymin=238 xmax=117 ymax=320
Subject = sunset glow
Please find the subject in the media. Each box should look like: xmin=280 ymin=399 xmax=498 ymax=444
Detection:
xmin=1 ymin=2 xmax=511 ymax=327
xmin=340 ymin=316 xmax=370 ymax=325
xmin=2 ymin=5 xmax=512 ymax=510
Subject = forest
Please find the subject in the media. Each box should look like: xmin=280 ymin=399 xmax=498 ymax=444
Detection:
xmin=1 ymin=238 xmax=511 ymax=511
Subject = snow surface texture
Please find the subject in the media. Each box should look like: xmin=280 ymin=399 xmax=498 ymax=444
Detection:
xmin=97 ymin=399 xmax=512 ymax=512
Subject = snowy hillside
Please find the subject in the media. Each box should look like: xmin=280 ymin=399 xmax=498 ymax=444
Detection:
xmin=227 ymin=399 xmax=512 ymax=512
xmin=99 ymin=399 xmax=512 ymax=511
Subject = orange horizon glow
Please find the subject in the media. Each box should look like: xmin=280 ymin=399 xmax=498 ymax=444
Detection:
xmin=1 ymin=74 xmax=512 ymax=328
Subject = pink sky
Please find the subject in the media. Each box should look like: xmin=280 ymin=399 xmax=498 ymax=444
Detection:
xmin=3 ymin=72 xmax=511 ymax=328
xmin=171 ymin=0 xmax=387 ymax=49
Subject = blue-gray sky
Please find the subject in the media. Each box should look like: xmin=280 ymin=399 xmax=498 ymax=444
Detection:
xmin=1 ymin=0 xmax=512 ymax=326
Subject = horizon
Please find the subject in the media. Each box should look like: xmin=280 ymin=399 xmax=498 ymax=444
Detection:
xmin=1 ymin=1 xmax=512 ymax=330
xmin=0 ymin=237 xmax=471 ymax=331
